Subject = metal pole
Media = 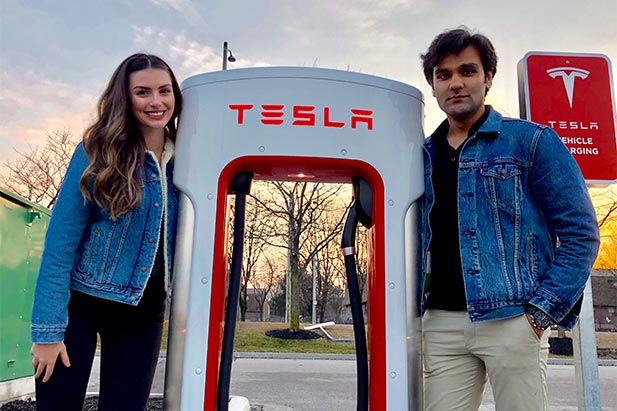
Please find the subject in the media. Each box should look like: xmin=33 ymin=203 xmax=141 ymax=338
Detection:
xmin=285 ymin=196 xmax=294 ymax=324
xmin=285 ymin=249 xmax=290 ymax=324
xmin=572 ymin=277 xmax=602 ymax=410
xmin=311 ymin=209 xmax=317 ymax=324
xmin=222 ymin=41 xmax=228 ymax=70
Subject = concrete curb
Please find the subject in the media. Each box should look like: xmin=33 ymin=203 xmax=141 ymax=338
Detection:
xmin=234 ymin=352 xmax=356 ymax=361
xmin=122 ymin=351 xmax=616 ymax=366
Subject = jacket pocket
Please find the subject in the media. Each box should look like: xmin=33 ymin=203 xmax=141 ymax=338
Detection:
xmin=98 ymin=211 xmax=134 ymax=284
xmin=480 ymin=162 xmax=522 ymax=212
xmin=76 ymin=228 xmax=103 ymax=275
xmin=480 ymin=162 xmax=524 ymax=298
xmin=74 ymin=212 xmax=134 ymax=285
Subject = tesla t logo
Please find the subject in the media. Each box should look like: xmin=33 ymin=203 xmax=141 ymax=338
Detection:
xmin=547 ymin=67 xmax=590 ymax=108
xmin=228 ymin=104 xmax=374 ymax=130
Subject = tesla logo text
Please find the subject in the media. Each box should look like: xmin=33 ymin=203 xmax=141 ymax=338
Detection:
xmin=228 ymin=104 xmax=373 ymax=130
xmin=546 ymin=120 xmax=599 ymax=130
xmin=547 ymin=67 xmax=590 ymax=108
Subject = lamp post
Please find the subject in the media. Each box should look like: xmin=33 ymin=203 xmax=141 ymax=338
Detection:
xmin=311 ymin=208 xmax=317 ymax=324
xmin=222 ymin=41 xmax=236 ymax=70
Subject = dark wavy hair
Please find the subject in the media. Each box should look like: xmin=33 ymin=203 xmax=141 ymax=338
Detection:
xmin=421 ymin=27 xmax=498 ymax=88
xmin=79 ymin=53 xmax=183 ymax=219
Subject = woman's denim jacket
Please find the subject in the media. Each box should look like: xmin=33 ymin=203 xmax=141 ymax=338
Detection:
xmin=31 ymin=141 xmax=178 ymax=343
xmin=421 ymin=107 xmax=600 ymax=329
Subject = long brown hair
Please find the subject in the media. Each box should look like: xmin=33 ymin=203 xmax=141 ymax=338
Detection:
xmin=79 ymin=53 xmax=183 ymax=219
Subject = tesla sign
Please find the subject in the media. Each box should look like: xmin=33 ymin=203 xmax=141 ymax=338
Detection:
xmin=519 ymin=52 xmax=617 ymax=184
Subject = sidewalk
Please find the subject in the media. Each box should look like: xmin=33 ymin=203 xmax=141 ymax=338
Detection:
xmin=87 ymin=351 xmax=617 ymax=396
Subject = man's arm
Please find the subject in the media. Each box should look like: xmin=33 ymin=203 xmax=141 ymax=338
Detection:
xmin=527 ymin=126 xmax=600 ymax=327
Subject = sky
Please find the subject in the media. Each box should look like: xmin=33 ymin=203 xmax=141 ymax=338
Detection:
xmin=1 ymin=0 xmax=616 ymax=173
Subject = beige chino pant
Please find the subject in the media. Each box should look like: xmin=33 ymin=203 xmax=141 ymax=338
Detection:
xmin=422 ymin=310 xmax=550 ymax=411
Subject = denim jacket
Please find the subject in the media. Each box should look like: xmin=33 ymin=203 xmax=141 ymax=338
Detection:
xmin=31 ymin=141 xmax=178 ymax=343
xmin=421 ymin=107 xmax=600 ymax=329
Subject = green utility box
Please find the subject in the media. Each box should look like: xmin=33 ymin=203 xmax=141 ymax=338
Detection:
xmin=0 ymin=188 xmax=50 ymax=400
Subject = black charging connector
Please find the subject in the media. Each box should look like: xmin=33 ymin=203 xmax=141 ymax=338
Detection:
xmin=217 ymin=171 xmax=253 ymax=411
xmin=341 ymin=176 xmax=372 ymax=411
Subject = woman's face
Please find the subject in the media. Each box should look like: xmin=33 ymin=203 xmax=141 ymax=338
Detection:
xmin=128 ymin=68 xmax=175 ymax=134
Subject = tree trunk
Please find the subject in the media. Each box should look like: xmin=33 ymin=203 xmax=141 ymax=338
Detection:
xmin=289 ymin=231 xmax=301 ymax=331
xmin=289 ymin=272 xmax=300 ymax=330
xmin=239 ymin=285 xmax=247 ymax=321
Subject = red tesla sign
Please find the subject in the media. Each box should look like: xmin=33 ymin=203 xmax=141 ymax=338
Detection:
xmin=519 ymin=52 xmax=617 ymax=184
xmin=228 ymin=104 xmax=374 ymax=130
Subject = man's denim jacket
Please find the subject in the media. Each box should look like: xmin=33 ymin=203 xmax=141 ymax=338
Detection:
xmin=31 ymin=141 xmax=178 ymax=343
xmin=421 ymin=107 xmax=600 ymax=329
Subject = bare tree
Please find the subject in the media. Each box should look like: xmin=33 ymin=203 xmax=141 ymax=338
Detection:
xmin=297 ymin=205 xmax=369 ymax=324
xmin=312 ymin=221 xmax=346 ymax=323
xmin=1 ymin=130 xmax=77 ymax=208
xmin=354 ymin=225 xmax=369 ymax=302
xmin=251 ymin=181 xmax=346 ymax=331
xmin=250 ymin=254 xmax=284 ymax=321
xmin=238 ymin=196 xmax=272 ymax=321
xmin=591 ymin=186 xmax=617 ymax=269
xmin=591 ymin=186 xmax=617 ymax=230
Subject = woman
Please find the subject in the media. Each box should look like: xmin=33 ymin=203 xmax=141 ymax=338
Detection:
xmin=30 ymin=53 xmax=183 ymax=411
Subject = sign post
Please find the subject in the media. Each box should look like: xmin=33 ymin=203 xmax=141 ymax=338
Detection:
xmin=519 ymin=52 xmax=616 ymax=411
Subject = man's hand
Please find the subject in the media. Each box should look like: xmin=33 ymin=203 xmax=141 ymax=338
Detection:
xmin=31 ymin=342 xmax=71 ymax=383
xmin=525 ymin=313 xmax=546 ymax=339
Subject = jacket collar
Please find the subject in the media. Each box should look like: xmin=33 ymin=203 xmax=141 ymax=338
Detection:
xmin=161 ymin=138 xmax=175 ymax=168
xmin=145 ymin=138 xmax=175 ymax=169
xmin=427 ymin=105 xmax=501 ymax=144
xmin=476 ymin=105 xmax=501 ymax=137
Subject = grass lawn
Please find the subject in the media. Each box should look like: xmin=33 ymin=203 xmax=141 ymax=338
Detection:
xmin=234 ymin=322 xmax=356 ymax=354
xmin=159 ymin=321 xmax=356 ymax=354
xmin=158 ymin=321 xmax=616 ymax=358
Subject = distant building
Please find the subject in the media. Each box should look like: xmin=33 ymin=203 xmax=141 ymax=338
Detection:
xmin=591 ymin=269 xmax=617 ymax=332
xmin=244 ymin=288 xmax=270 ymax=322
xmin=338 ymin=270 xmax=616 ymax=332
xmin=341 ymin=286 xmax=367 ymax=324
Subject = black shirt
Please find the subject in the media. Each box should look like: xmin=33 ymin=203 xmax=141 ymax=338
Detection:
xmin=427 ymin=108 xmax=490 ymax=311
xmin=150 ymin=227 xmax=165 ymax=277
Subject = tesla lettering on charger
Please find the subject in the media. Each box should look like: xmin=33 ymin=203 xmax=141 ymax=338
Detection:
xmin=518 ymin=52 xmax=617 ymax=184
xmin=229 ymin=104 xmax=374 ymax=130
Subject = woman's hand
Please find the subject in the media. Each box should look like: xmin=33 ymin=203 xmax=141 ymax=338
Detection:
xmin=31 ymin=342 xmax=71 ymax=383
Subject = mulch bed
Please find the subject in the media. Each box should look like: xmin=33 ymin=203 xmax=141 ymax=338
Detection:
xmin=549 ymin=337 xmax=574 ymax=356
xmin=0 ymin=398 xmax=267 ymax=411
xmin=0 ymin=397 xmax=163 ymax=411
xmin=265 ymin=328 xmax=321 ymax=340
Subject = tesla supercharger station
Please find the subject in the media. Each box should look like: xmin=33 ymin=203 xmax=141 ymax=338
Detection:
xmin=165 ymin=67 xmax=425 ymax=410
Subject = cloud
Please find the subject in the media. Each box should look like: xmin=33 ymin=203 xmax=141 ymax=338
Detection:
xmin=0 ymin=65 xmax=96 ymax=165
xmin=132 ymin=26 xmax=269 ymax=79
xmin=273 ymin=0 xmax=430 ymax=77
xmin=342 ymin=0 xmax=428 ymax=29
xmin=280 ymin=0 xmax=427 ymax=40
xmin=147 ymin=0 xmax=207 ymax=30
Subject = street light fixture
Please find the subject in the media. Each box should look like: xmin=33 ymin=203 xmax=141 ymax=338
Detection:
xmin=222 ymin=41 xmax=236 ymax=70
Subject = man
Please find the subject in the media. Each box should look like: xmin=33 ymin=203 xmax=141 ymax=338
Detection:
xmin=419 ymin=27 xmax=600 ymax=411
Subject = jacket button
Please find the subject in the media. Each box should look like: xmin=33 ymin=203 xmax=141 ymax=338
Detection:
xmin=154 ymin=202 xmax=160 ymax=208
xmin=151 ymin=173 xmax=157 ymax=178
xmin=141 ymin=266 xmax=147 ymax=272
xmin=148 ymin=238 xmax=154 ymax=243
xmin=130 ymin=295 xmax=137 ymax=301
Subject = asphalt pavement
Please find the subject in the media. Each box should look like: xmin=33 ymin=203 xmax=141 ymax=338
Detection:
xmin=86 ymin=352 xmax=617 ymax=410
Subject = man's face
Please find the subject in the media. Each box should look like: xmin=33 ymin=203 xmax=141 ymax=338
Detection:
xmin=431 ymin=46 xmax=493 ymax=123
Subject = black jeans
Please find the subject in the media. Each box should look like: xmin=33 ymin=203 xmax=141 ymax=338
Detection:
xmin=35 ymin=275 xmax=166 ymax=411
